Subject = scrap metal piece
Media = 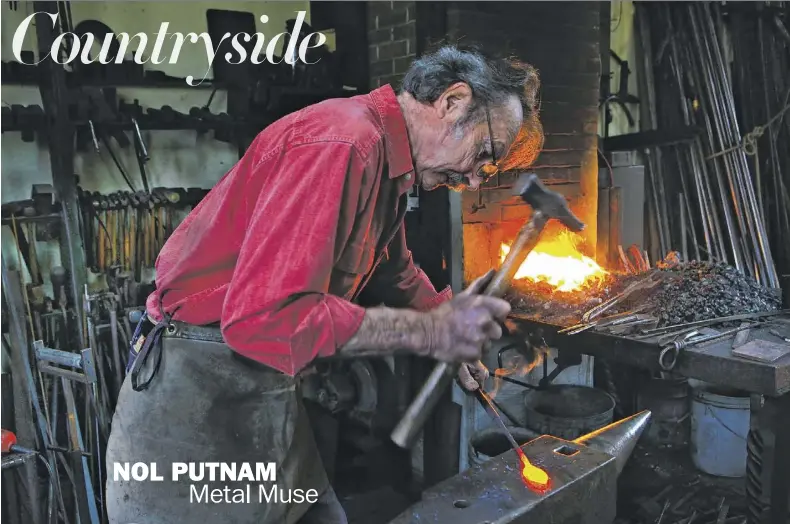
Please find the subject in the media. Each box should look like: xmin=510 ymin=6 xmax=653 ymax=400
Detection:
xmin=389 ymin=411 xmax=651 ymax=524
xmin=731 ymin=339 xmax=790 ymax=363
xmin=768 ymin=329 xmax=790 ymax=343
xmin=732 ymin=322 xmax=752 ymax=348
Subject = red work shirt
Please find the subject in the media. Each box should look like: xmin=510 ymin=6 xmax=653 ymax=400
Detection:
xmin=145 ymin=85 xmax=452 ymax=375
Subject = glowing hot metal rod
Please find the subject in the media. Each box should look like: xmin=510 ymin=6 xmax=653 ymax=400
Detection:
xmin=391 ymin=173 xmax=586 ymax=450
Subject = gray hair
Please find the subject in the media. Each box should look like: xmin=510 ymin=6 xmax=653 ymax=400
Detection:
xmin=400 ymin=45 xmax=540 ymax=127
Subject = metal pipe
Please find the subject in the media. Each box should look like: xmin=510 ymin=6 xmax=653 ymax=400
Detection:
xmin=703 ymin=4 xmax=778 ymax=287
xmin=692 ymin=142 xmax=728 ymax=263
xmin=676 ymin=148 xmax=702 ymax=261
xmin=679 ymin=193 xmax=689 ymax=261
xmin=109 ymin=309 xmax=122 ymax=395
xmin=681 ymin=12 xmax=744 ymax=272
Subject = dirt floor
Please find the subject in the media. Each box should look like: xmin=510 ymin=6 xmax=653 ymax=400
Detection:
xmin=617 ymin=444 xmax=747 ymax=524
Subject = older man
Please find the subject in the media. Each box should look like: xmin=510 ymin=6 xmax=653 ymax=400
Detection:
xmin=106 ymin=45 xmax=543 ymax=524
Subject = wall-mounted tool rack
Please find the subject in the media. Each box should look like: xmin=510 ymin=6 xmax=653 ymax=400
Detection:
xmin=0 ymin=3 xmax=355 ymax=524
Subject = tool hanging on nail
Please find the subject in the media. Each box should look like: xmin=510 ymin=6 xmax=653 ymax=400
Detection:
xmin=77 ymin=186 xmax=209 ymax=279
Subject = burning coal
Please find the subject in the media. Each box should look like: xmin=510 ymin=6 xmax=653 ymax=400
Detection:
xmin=500 ymin=231 xmax=608 ymax=293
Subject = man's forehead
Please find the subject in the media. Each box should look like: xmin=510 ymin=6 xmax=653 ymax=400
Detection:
xmin=489 ymin=98 xmax=523 ymax=138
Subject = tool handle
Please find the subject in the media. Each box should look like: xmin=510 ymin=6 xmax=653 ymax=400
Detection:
xmin=390 ymin=213 xmax=549 ymax=449
xmin=390 ymin=361 xmax=459 ymax=448
xmin=485 ymin=211 xmax=547 ymax=298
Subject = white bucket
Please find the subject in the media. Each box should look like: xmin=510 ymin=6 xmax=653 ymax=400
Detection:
xmin=690 ymin=386 xmax=750 ymax=477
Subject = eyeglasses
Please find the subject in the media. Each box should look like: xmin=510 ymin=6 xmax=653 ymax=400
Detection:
xmin=478 ymin=106 xmax=500 ymax=183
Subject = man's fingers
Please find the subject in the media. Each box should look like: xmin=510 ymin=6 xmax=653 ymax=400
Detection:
xmin=458 ymin=342 xmax=482 ymax=362
xmin=476 ymin=296 xmax=512 ymax=320
xmin=463 ymin=269 xmax=496 ymax=296
xmin=458 ymin=363 xmax=480 ymax=391
xmin=470 ymin=360 xmax=490 ymax=383
xmin=482 ymin=321 xmax=503 ymax=340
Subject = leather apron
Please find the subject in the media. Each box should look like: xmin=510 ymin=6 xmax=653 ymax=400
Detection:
xmin=105 ymin=320 xmax=329 ymax=524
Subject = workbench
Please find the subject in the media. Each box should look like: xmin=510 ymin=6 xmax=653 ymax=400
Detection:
xmin=510 ymin=312 xmax=790 ymax=524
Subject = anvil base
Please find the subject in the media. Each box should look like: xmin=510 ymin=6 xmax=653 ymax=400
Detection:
xmin=389 ymin=435 xmax=617 ymax=524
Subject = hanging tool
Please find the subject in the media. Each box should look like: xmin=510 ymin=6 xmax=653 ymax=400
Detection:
xmin=391 ymin=173 xmax=586 ymax=448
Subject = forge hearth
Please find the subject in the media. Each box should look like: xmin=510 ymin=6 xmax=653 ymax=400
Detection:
xmin=503 ymin=261 xmax=782 ymax=331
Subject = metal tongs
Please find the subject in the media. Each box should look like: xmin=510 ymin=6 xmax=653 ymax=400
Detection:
xmin=559 ymin=272 xmax=666 ymax=335
xmin=657 ymin=322 xmax=761 ymax=371
xmin=558 ymin=308 xmax=651 ymax=335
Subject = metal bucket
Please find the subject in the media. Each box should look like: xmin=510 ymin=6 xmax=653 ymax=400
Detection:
xmin=468 ymin=426 xmax=539 ymax=467
xmin=523 ymin=385 xmax=615 ymax=440
xmin=636 ymin=375 xmax=690 ymax=447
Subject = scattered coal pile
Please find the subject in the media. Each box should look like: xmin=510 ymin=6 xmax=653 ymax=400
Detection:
xmin=506 ymin=273 xmax=635 ymax=326
xmin=644 ymin=262 xmax=782 ymax=327
xmin=508 ymin=262 xmax=782 ymax=329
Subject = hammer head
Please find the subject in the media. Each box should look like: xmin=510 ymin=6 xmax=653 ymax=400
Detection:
xmin=513 ymin=173 xmax=586 ymax=232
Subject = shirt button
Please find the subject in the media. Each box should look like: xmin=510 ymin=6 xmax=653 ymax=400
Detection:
xmin=405 ymin=173 xmax=412 ymax=180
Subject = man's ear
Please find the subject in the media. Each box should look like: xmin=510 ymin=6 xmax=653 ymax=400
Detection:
xmin=434 ymin=82 xmax=473 ymax=120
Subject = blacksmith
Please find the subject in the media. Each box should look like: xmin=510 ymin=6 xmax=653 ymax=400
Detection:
xmin=105 ymin=45 xmax=544 ymax=524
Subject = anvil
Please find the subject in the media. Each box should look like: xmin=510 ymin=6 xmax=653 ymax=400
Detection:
xmin=389 ymin=411 xmax=651 ymax=524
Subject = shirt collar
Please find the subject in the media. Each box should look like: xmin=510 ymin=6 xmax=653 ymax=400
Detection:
xmin=370 ymin=85 xmax=415 ymax=181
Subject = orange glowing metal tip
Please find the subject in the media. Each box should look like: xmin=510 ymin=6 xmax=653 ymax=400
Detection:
xmin=476 ymin=389 xmax=552 ymax=493
xmin=517 ymin=449 xmax=551 ymax=493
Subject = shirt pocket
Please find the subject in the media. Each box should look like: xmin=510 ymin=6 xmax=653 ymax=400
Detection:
xmin=332 ymin=241 xmax=376 ymax=299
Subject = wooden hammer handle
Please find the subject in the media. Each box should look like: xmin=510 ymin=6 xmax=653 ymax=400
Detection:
xmin=390 ymin=212 xmax=549 ymax=449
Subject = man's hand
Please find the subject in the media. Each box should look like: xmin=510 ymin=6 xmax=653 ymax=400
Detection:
xmin=422 ymin=269 xmax=510 ymax=363
xmin=337 ymin=269 xmax=510 ymax=361
xmin=458 ymin=360 xmax=490 ymax=391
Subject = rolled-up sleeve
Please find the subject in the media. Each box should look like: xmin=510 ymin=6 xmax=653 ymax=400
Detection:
xmin=221 ymin=142 xmax=367 ymax=375
xmin=360 ymin=224 xmax=453 ymax=311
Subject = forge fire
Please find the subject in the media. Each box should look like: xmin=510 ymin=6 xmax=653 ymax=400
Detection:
xmin=494 ymin=230 xmax=782 ymax=330
xmin=500 ymin=231 xmax=608 ymax=293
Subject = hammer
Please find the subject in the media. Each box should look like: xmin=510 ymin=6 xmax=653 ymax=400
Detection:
xmin=390 ymin=173 xmax=586 ymax=448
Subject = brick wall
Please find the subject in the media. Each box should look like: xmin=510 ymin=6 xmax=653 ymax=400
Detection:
xmin=364 ymin=1 xmax=602 ymax=268
xmin=366 ymin=1 xmax=417 ymax=88
xmin=449 ymin=3 xmax=601 ymax=251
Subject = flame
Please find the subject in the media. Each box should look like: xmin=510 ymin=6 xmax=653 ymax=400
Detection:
xmin=518 ymin=449 xmax=551 ymax=493
xmin=490 ymin=344 xmax=550 ymax=399
xmin=500 ymin=231 xmax=607 ymax=292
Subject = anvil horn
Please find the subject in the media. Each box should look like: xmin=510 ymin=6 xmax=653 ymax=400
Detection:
xmin=573 ymin=410 xmax=652 ymax=476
